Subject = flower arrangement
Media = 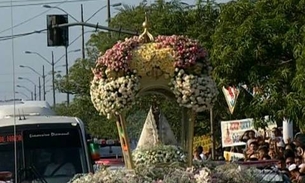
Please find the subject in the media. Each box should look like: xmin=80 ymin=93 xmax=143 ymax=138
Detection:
xmin=70 ymin=164 xmax=212 ymax=183
xmin=132 ymin=145 xmax=186 ymax=167
xmin=171 ymin=69 xmax=218 ymax=112
xmin=70 ymin=162 xmax=264 ymax=183
xmin=90 ymin=74 xmax=139 ymax=118
xmin=91 ymin=34 xmax=218 ymax=118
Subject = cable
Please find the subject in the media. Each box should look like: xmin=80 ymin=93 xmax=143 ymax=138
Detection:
xmin=0 ymin=0 xmax=98 ymax=8
xmin=0 ymin=1 xmax=64 ymax=34
xmin=0 ymin=29 xmax=47 ymax=41
xmin=0 ymin=0 xmax=99 ymax=35
xmin=0 ymin=0 xmax=64 ymax=4
xmin=9 ymin=0 xmax=18 ymax=181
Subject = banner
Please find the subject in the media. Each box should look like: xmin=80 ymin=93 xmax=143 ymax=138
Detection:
xmin=221 ymin=117 xmax=277 ymax=147
xmin=221 ymin=118 xmax=252 ymax=147
xmin=222 ymin=86 xmax=240 ymax=114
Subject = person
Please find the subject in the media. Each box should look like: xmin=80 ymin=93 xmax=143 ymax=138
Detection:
xmin=44 ymin=151 xmax=75 ymax=177
xmin=245 ymin=141 xmax=258 ymax=159
xmin=193 ymin=149 xmax=202 ymax=161
xmin=196 ymin=146 xmax=207 ymax=160
xmin=288 ymin=164 xmax=305 ymax=183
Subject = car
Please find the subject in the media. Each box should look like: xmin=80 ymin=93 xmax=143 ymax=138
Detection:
xmin=94 ymin=139 xmax=125 ymax=170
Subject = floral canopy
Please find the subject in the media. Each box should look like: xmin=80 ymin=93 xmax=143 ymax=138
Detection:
xmin=90 ymin=18 xmax=218 ymax=119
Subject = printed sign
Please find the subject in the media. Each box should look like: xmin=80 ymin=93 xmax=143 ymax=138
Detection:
xmin=0 ymin=134 xmax=22 ymax=144
xmin=221 ymin=118 xmax=252 ymax=147
xmin=221 ymin=117 xmax=277 ymax=147
xmin=222 ymin=86 xmax=240 ymax=114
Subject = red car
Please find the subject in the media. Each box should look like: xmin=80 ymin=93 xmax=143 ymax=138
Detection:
xmin=94 ymin=139 xmax=125 ymax=168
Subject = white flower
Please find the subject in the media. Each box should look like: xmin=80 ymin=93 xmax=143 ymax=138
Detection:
xmin=90 ymin=74 xmax=140 ymax=118
xmin=170 ymin=69 xmax=218 ymax=112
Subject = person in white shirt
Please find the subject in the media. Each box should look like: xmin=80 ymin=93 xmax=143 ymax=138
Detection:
xmin=44 ymin=151 xmax=75 ymax=177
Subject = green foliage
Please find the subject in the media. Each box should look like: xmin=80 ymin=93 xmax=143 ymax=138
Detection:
xmin=211 ymin=0 xmax=305 ymax=129
xmin=55 ymin=58 xmax=95 ymax=96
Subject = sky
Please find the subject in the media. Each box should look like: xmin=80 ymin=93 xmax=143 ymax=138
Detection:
xmin=0 ymin=0 xmax=227 ymax=106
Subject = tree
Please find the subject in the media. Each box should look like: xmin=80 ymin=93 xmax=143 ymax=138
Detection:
xmin=211 ymin=0 xmax=305 ymax=129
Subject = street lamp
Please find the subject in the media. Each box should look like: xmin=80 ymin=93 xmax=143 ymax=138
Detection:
xmin=24 ymin=51 xmax=55 ymax=107
xmin=19 ymin=65 xmax=45 ymax=101
xmin=42 ymin=5 xmax=79 ymax=22
xmin=15 ymin=91 xmax=29 ymax=99
xmin=24 ymin=49 xmax=80 ymax=107
xmin=18 ymin=77 xmax=38 ymax=100
xmin=85 ymin=3 xmax=122 ymax=23
xmin=16 ymin=85 xmax=33 ymax=100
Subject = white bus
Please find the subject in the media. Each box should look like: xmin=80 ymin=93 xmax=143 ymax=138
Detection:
xmin=0 ymin=100 xmax=95 ymax=183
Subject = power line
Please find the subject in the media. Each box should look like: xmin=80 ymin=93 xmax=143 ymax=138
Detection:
xmin=0 ymin=0 xmax=99 ymax=35
xmin=0 ymin=29 xmax=46 ymax=41
xmin=0 ymin=1 xmax=65 ymax=34
xmin=0 ymin=0 xmax=65 ymax=4
xmin=0 ymin=0 xmax=98 ymax=8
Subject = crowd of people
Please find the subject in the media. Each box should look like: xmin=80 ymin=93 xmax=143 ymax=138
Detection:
xmin=194 ymin=128 xmax=305 ymax=183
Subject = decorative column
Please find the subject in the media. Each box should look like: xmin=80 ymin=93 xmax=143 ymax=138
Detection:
xmin=116 ymin=114 xmax=134 ymax=169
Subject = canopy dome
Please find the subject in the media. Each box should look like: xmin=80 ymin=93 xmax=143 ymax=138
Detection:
xmin=90 ymin=15 xmax=218 ymax=118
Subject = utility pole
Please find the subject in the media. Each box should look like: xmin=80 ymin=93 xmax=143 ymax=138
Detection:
xmin=42 ymin=65 xmax=46 ymax=101
xmin=65 ymin=46 xmax=70 ymax=105
xmin=33 ymin=85 xmax=37 ymax=100
xmin=38 ymin=77 xmax=41 ymax=100
xmin=107 ymin=0 xmax=111 ymax=27
xmin=81 ymin=4 xmax=85 ymax=59
xmin=51 ymin=51 xmax=56 ymax=108
xmin=210 ymin=108 xmax=215 ymax=160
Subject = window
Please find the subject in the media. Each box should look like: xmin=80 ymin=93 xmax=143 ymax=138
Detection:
xmin=0 ymin=125 xmax=88 ymax=183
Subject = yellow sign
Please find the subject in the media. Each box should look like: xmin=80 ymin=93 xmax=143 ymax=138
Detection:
xmin=193 ymin=135 xmax=212 ymax=152
xmin=223 ymin=151 xmax=245 ymax=161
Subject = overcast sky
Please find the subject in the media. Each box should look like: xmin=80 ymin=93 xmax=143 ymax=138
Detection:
xmin=0 ymin=0 xmax=227 ymax=105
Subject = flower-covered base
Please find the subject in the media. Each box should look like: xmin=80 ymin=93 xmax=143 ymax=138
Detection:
xmin=132 ymin=145 xmax=186 ymax=167
xmin=70 ymin=164 xmax=212 ymax=183
xmin=70 ymin=162 xmax=265 ymax=183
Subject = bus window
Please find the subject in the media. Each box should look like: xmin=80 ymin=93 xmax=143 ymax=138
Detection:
xmin=21 ymin=128 xmax=88 ymax=183
xmin=0 ymin=134 xmax=22 ymax=182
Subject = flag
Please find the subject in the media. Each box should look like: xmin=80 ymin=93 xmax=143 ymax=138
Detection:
xmin=222 ymin=86 xmax=240 ymax=114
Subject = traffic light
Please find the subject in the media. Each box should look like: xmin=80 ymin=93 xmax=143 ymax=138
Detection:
xmin=47 ymin=15 xmax=69 ymax=47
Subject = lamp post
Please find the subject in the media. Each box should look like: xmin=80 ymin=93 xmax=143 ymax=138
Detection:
xmin=15 ymin=91 xmax=29 ymax=99
xmin=24 ymin=49 xmax=80 ymax=107
xmin=16 ymin=85 xmax=33 ymax=100
xmin=19 ymin=64 xmax=45 ymax=101
xmin=18 ymin=77 xmax=38 ymax=100
xmin=65 ymin=49 xmax=80 ymax=105
xmin=24 ymin=51 xmax=55 ymax=107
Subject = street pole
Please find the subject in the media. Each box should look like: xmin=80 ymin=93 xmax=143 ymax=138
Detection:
xmin=81 ymin=4 xmax=85 ymax=59
xmin=31 ymin=92 xmax=33 ymax=101
xmin=42 ymin=65 xmax=46 ymax=101
xmin=107 ymin=0 xmax=111 ymax=27
xmin=34 ymin=85 xmax=37 ymax=100
xmin=65 ymin=46 xmax=70 ymax=105
xmin=210 ymin=108 xmax=215 ymax=160
xmin=51 ymin=51 xmax=56 ymax=107
xmin=38 ymin=77 xmax=41 ymax=100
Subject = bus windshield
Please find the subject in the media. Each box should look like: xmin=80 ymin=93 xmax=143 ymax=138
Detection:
xmin=0 ymin=125 xmax=89 ymax=183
